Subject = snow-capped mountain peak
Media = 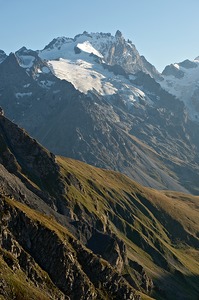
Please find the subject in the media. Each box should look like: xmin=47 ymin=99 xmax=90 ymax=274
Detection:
xmin=160 ymin=58 xmax=199 ymax=121
xmin=35 ymin=31 xmax=160 ymax=99
xmin=1 ymin=30 xmax=199 ymax=196
xmin=37 ymin=32 xmax=157 ymax=103
xmin=39 ymin=31 xmax=114 ymax=61
xmin=0 ymin=31 xmax=160 ymax=111
xmin=39 ymin=31 xmax=159 ymax=77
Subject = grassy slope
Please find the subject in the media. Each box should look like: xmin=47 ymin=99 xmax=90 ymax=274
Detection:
xmin=1 ymin=195 xmax=145 ymax=300
xmin=57 ymin=156 xmax=199 ymax=299
xmin=0 ymin=196 xmax=74 ymax=300
xmin=0 ymin=152 xmax=198 ymax=299
xmin=0 ymin=256 xmax=51 ymax=300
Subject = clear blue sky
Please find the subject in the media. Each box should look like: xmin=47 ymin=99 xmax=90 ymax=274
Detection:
xmin=0 ymin=0 xmax=199 ymax=72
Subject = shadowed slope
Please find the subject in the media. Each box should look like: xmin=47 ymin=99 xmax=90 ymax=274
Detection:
xmin=0 ymin=114 xmax=198 ymax=299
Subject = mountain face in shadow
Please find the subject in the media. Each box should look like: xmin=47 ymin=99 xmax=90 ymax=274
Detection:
xmin=0 ymin=32 xmax=199 ymax=195
xmin=0 ymin=114 xmax=199 ymax=299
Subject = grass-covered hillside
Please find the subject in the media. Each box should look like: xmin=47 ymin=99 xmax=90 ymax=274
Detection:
xmin=0 ymin=114 xmax=199 ymax=299
xmin=57 ymin=156 xmax=199 ymax=299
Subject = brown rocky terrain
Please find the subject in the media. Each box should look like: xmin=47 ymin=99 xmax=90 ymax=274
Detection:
xmin=0 ymin=114 xmax=199 ymax=299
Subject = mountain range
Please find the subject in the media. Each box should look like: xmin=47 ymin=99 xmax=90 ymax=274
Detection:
xmin=0 ymin=30 xmax=199 ymax=194
xmin=0 ymin=30 xmax=199 ymax=299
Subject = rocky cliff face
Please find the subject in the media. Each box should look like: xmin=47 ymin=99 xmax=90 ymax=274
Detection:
xmin=93 ymin=30 xmax=160 ymax=79
xmin=0 ymin=116 xmax=199 ymax=299
xmin=1 ymin=32 xmax=199 ymax=195
xmin=0 ymin=194 xmax=141 ymax=300
xmin=0 ymin=114 xmax=66 ymax=202
xmin=160 ymin=58 xmax=199 ymax=121
xmin=0 ymin=50 xmax=7 ymax=64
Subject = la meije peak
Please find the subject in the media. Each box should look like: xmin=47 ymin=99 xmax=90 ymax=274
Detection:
xmin=0 ymin=30 xmax=199 ymax=300
xmin=1 ymin=30 xmax=199 ymax=194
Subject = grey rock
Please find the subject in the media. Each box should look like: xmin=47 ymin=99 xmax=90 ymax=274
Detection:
xmin=0 ymin=50 xmax=7 ymax=64
xmin=162 ymin=64 xmax=184 ymax=78
xmin=178 ymin=59 xmax=198 ymax=69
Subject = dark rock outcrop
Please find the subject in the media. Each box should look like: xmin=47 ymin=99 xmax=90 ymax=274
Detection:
xmin=0 ymin=194 xmax=139 ymax=300
xmin=162 ymin=64 xmax=184 ymax=78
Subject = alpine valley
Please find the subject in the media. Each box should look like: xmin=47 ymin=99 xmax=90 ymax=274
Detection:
xmin=0 ymin=31 xmax=199 ymax=300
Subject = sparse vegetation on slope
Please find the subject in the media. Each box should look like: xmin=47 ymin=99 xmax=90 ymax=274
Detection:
xmin=57 ymin=156 xmax=199 ymax=299
xmin=0 ymin=114 xmax=199 ymax=299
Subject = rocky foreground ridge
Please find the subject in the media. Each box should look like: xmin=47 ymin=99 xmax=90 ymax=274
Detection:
xmin=0 ymin=114 xmax=140 ymax=299
xmin=0 ymin=115 xmax=199 ymax=299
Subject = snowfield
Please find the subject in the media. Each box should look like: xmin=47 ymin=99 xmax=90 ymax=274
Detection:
xmin=48 ymin=58 xmax=117 ymax=95
xmin=8 ymin=31 xmax=199 ymax=120
xmin=38 ymin=32 xmax=150 ymax=109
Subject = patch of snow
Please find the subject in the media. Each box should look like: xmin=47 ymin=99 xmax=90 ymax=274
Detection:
xmin=23 ymin=83 xmax=30 ymax=88
xmin=39 ymin=38 xmax=75 ymax=61
xmin=48 ymin=58 xmax=117 ymax=95
xmin=15 ymin=92 xmax=32 ymax=99
xmin=17 ymin=55 xmax=35 ymax=68
xmin=174 ymin=63 xmax=180 ymax=69
xmin=76 ymin=41 xmax=103 ymax=58
xmin=39 ymin=80 xmax=55 ymax=89
xmin=129 ymin=75 xmax=136 ymax=81
xmin=53 ymin=90 xmax=60 ymax=94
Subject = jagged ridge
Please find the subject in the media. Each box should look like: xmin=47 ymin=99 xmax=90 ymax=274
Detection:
xmin=0 ymin=115 xmax=199 ymax=299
